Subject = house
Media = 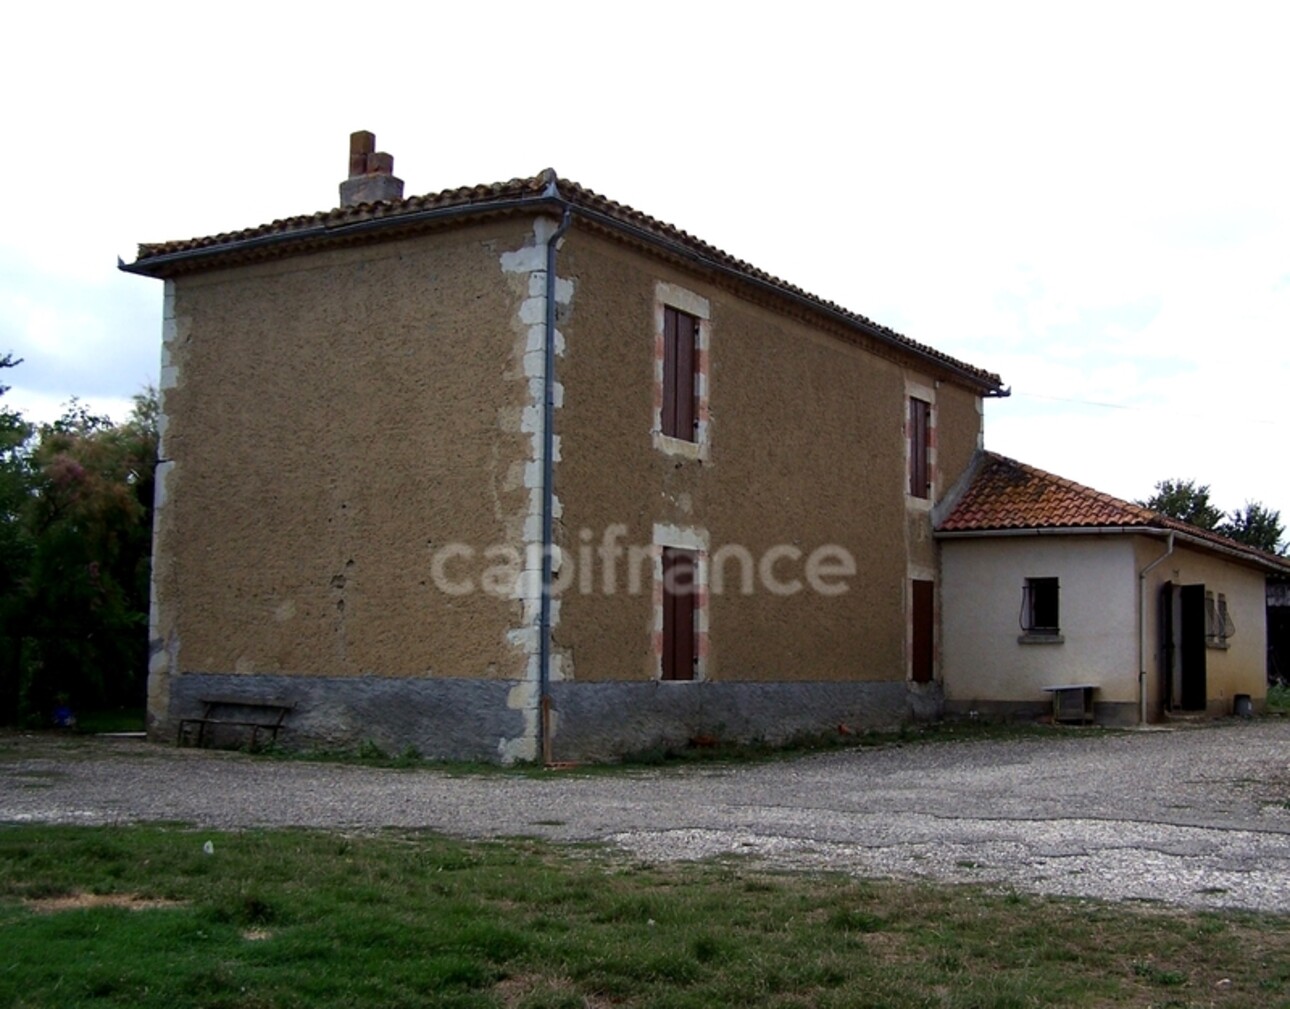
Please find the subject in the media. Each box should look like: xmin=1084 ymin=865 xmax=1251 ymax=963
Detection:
xmin=121 ymin=131 xmax=1007 ymax=761
xmin=936 ymin=453 xmax=1289 ymax=723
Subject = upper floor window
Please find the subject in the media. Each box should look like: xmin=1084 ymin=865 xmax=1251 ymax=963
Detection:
xmin=662 ymin=305 xmax=698 ymax=442
xmin=653 ymin=283 xmax=710 ymax=461
xmin=909 ymin=397 xmax=931 ymax=498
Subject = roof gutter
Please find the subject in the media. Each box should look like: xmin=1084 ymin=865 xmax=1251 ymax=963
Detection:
xmin=121 ymin=188 xmax=1004 ymax=396
xmin=1137 ymin=532 xmax=1175 ymax=725
xmin=117 ymin=193 xmax=567 ymax=277
xmin=936 ymin=526 xmax=1166 ymax=539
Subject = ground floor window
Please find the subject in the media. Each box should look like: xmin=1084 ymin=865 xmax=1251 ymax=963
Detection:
xmin=1021 ymin=577 xmax=1060 ymax=637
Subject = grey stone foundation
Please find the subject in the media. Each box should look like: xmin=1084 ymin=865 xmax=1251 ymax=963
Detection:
xmin=164 ymin=673 xmax=524 ymax=762
xmin=162 ymin=673 xmax=935 ymax=763
xmin=548 ymin=680 xmax=917 ymax=762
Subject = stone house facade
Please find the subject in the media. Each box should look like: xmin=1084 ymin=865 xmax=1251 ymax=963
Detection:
xmin=123 ymin=132 xmax=1008 ymax=761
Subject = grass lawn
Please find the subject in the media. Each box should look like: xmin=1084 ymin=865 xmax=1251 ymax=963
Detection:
xmin=1269 ymin=683 xmax=1290 ymax=715
xmin=73 ymin=709 xmax=146 ymax=735
xmin=0 ymin=826 xmax=1286 ymax=1008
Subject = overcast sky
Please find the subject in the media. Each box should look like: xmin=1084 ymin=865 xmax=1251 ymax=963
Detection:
xmin=3 ymin=1 xmax=1287 ymax=516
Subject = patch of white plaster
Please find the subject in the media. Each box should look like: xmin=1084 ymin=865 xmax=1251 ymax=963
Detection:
xmin=148 ymin=281 xmax=180 ymax=738
xmin=656 ymin=282 xmax=710 ymax=320
xmin=499 ymin=680 xmax=538 ymax=763
xmin=153 ymin=460 xmax=175 ymax=509
xmin=652 ymin=523 xmax=710 ymax=552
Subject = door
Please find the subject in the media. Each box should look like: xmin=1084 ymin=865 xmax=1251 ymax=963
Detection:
xmin=1179 ymin=583 xmax=1207 ymax=711
xmin=911 ymin=579 xmax=934 ymax=683
xmin=662 ymin=547 xmax=697 ymax=681
xmin=1159 ymin=581 xmax=1175 ymax=711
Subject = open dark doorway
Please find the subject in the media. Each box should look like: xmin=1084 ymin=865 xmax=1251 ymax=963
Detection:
xmin=1179 ymin=584 xmax=1208 ymax=710
xmin=1160 ymin=581 xmax=1207 ymax=712
xmin=911 ymin=579 xmax=934 ymax=684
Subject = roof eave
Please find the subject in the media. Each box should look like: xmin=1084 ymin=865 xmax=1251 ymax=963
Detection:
xmin=121 ymin=182 xmax=1004 ymax=394
xmin=936 ymin=523 xmax=1290 ymax=575
xmin=119 ymin=191 xmax=565 ymax=279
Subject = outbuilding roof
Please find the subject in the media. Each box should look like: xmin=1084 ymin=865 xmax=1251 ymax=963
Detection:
xmin=121 ymin=168 xmax=1004 ymax=395
xmin=937 ymin=452 xmax=1290 ymax=574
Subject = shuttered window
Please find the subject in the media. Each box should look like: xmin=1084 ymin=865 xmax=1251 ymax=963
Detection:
xmin=1021 ymin=577 xmax=1060 ymax=635
xmin=662 ymin=306 xmax=698 ymax=442
xmin=909 ymin=397 xmax=931 ymax=498
xmin=662 ymin=547 xmax=697 ymax=681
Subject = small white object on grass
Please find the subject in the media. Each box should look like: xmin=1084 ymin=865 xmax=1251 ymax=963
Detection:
xmin=203 ymin=841 xmax=215 ymax=855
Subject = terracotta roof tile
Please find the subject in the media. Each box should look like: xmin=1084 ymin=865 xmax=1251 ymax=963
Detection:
xmin=134 ymin=172 xmax=551 ymax=261
xmin=938 ymin=453 xmax=1157 ymax=531
xmin=126 ymin=169 xmax=1002 ymax=391
xmin=938 ymin=452 xmax=1290 ymax=572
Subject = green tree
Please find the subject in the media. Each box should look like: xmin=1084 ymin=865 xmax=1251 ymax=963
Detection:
xmin=21 ymin=390 xmax=158 ymax=717
xmin=1140 ymin=479 xmax=1224 ymax=530
xmin=1219 ymin=501 xmax=1286 ymax=555
xmin=0 ymin=354 xmax=34 ymax=723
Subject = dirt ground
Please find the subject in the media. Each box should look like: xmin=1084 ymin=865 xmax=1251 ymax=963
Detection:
xmin=2 ymin=720 xmax=1288 ymax=912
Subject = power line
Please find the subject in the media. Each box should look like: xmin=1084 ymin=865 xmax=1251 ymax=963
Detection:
xmin=1004 ymin=389 xmax=1279 ymax=426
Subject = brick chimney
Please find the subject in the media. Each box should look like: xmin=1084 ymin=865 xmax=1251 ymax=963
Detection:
xmin=339 ymin=131 xmax=404 ymax=207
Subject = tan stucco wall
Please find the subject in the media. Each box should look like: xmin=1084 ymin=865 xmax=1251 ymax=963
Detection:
xmin=1135 ymin=538 xmax=1268 ymax=715
xmin=154 ymin=220 xmax=540 ymax=693
xmin=941 ymin=535 xmax=1141 ymax=705
xmin=554 ymin=229 xmax=984 ymax=685
xmin=934 ymin=384 xmax=983 ymax=492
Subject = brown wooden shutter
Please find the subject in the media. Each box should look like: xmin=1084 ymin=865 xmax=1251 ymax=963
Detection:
xmin=662 ymin=306 xmax=679 ymax=438
xmin=912 ymin=579 xmax=934 ymax=683
xmin=662 ymin=547 xmax=697 ymax=680
xmin=675 ymin=311 xmax=696 ymax=441
xmin=662 ymin=306 xmax=698 ymax=442
xmin=909 ymin=398 xmax=930 ymax=498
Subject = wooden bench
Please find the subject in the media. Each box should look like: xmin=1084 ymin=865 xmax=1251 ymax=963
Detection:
xmin=1041 ymin=684 xmax=1097 ymax=725
xmin=178 ymin=696 xmax=294 ymax=749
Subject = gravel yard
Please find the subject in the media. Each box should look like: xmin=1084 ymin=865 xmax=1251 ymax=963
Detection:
xmin=3 ymin=720 xmax=1288 ymax=913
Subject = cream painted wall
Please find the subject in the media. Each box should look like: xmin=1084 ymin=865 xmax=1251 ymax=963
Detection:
xmin=941 ymin=536 xmax=1141 ymax=705
xmin=1135 ymin=539 xmax=1268 ymax=714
